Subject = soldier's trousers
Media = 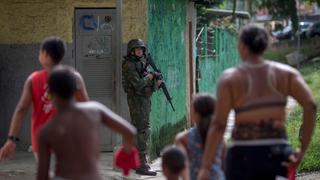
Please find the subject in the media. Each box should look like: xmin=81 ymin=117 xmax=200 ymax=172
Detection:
xmin=127 ymin=95 xmax=151 ymax=155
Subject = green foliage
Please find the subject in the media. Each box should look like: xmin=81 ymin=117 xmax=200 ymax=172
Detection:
xmin=257 ymin=0 xmax=298 ymax=32
xmin=287 ymin=61 xmax=320 ymax=172
xmin=210 ymin=16 xmax=238 ymax=34
xmin=263 ymin=50 xmax=291 ymax=63
xmin=194 ymin=0 xmax=224 ymax=6
xmin=252 ymin=0 xmax=319 ymax=33
xmin=196 ymin=0 xmax=224 ymax=27
xmin=264 ymin=40 xmax=320 ymax=64
xmin=306 ymin=0 xmax=320 ymax=5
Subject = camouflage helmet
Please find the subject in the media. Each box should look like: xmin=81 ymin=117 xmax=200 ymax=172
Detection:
xmin=127 ymin=39 xmax=146 ymax=55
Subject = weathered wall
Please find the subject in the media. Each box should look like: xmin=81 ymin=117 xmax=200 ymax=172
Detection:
xmin=0 ymin=0 xmax=115 ymax=44
xmin=185 ymin=2 xmax=197 ymax=127
xmin=0 ymin=0 xmax=147 ymax=45
xmin=147 ymin=0 xmax=188 ymax=158
xmin=0 ymin=0 xmax=148 ymax=150
xmin=122 ymin=0 xmax=147 ymax=43
xmin=0 ymin=44 xmax=74 ymax=150
xmin=0 ymin=0 xmax=192 ymax=155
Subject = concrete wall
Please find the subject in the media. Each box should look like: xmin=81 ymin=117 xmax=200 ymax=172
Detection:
xmin=0 ymin=43 xmax=74 ymax=150
xmin=0 ymin=0 xmax=195 ymax=157
xmin=0 ymin=0 xmax=148 ymax=150
xmin=185 ymin=2 xmax=197 ymax=127
xmin=0 ymin=0 xmax=147 ymax=45
xmin=122 ymin=0 xmax=147 ymax=43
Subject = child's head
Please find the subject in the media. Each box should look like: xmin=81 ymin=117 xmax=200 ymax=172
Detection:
xmin=39 ymin=37 xmax=66 ymax=68
xmin=191 ymin=93 xmax=216 ymax=145
xmin=48 ymin=65 xmax=77 ymax=101
xmin=161 ymin=146 xmax=186 ymax=179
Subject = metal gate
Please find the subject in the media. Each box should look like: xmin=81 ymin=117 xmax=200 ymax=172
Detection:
xmin=75 ymin=8 xmax=116 ymax=151
xmin=196 ymin=25 xmax=240 ymax=94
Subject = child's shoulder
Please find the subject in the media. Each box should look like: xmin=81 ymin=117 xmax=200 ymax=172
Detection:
xmin=38 ymin=118 xmax=56 ymax=140
xmin=31 ymin=69 xmax=46 ymax=76
xmin=175 ymin=130 xmax=188 ymax=145
xmin=76 ymin=101 xmax=104 ymax=110
xmin=30 ymin=69 xmax=48 ymax=82
xmin=76 ymin=101 xmax=111 ymax=116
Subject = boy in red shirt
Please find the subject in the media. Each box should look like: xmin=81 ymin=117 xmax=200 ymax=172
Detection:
xmin=0 ymin=37 xmax=89 ymax=160
xmin=37 ymin=66 xmax=136 ymax=180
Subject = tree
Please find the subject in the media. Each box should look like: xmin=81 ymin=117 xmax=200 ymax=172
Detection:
xmin=259 ymin=0 xmax=298 ymax=32
xmin=195 ymin=0 xmax=224 ymax=28
xmin=252 ymin=0 xmax=319 ymax=33
xmin=306 ymin=0 xmax=320 ymax=4
xmin=245 ymin=0 xmax=253 ymax=15
xmin=231 ymin=0 xmax=237 ymax=22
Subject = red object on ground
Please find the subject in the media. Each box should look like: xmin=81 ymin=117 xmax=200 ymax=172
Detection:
xmin=288 ymin=166 xmax=296 ymax=180
xmin=114 ymin=147 xmax=140 ymax=176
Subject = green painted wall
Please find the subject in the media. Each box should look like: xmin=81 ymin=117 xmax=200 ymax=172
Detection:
xmin=147 ymin=0 xmax=187 ymax=158
xmin=198 ymin=28 xmax=240 ymax=94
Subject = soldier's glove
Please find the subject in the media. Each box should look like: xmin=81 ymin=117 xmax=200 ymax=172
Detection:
xmin=153 ymin=72 xmax=162 ymax=80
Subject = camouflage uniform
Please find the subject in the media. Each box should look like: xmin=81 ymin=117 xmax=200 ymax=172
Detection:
xmin=122 ymin=55 xmax=154 ymax=154
xmin=122 ymin=39 xmax=157 ymax=176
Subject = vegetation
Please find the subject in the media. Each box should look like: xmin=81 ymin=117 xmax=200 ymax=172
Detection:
xmin=264 ymin=38 xmax=320 ymax=64
xmin=287 ymin=61 xmax=320 ymax=172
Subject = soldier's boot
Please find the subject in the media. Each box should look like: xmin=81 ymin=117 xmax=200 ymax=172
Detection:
xmin=135 ymin=154 xmax=157 ymax=176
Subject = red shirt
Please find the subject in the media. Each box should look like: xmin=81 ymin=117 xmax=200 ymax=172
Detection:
xmin=31 ymin=70 xmax=56 ymax=152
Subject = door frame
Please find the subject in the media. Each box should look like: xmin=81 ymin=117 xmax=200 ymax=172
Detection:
xmin=73 ymin=5 xmax=122 ymax=150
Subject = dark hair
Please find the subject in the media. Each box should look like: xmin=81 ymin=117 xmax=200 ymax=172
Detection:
xmin=162 ymin=146 xmax=186 ymax=175
xmin=192 ymin=93 xmax=216 ymax=146
xmin=40 ymin=37 xmax=66 ymax=64
xmin=48 ymin=65 xmax=77 ymax=99
xmin=240 ymin=25 xmax=269 ymax=55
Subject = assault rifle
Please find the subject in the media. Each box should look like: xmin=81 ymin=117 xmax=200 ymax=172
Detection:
xmin=147 ymin=53 xmax=175 ymax=112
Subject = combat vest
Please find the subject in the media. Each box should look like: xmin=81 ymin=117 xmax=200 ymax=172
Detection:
xmin=122 ymin=55 xmax=155 ymax=96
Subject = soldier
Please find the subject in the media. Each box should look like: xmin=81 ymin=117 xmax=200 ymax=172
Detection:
xmin=122 ymin=39 xmax=161 ymax=176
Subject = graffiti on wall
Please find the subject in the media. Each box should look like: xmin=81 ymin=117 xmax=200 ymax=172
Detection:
xmin=80 ymin=14 xmax=114 ymax=58
xmin=82 ymin=35 xmax=111 ymax=58
xmin=80 ymin=14 xmax=114 ymax=32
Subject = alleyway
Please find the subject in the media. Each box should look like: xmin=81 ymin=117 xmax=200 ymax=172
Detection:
xmin=1 ymin=151 xmax=319 ymax=180
xmin=0 ymin=97 xmax=317 ymax=180
xmin=0 ymin=152 xmax=164 ymax=180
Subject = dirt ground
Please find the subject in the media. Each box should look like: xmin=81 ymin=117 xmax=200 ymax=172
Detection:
xmin=0 ymin=98 xmax=313 ymax=180
xmin=1 ymin=152 xmax=320 ymax=180
xmin=297 ymin=172 xmax=320 ymax=180
xmin=0 ymin=152 xmax=164 ymax=180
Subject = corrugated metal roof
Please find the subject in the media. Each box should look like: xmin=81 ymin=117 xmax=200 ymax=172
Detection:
xmin=206 ymin=8 xmax=251 ymax=19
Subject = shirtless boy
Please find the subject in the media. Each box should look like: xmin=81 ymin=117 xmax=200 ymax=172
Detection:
xmin=37 ymin=65 xmax=137 ymax=180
